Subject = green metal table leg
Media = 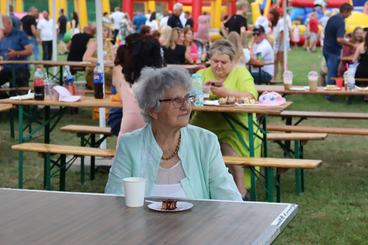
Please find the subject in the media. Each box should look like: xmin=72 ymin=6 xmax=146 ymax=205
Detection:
xmin=44 ymin=106 xmax=50 ymax=143
xmin=44 ymin=153 xmax=51 ymax=190
xmin=294 ymin=140 xmax=303 ymax=194
xmin=59 ymin=154 xmax=66 ymax=191
xmin=262 ymin=116 xmax=268 ymax=157
xmin=10 ymin=108 xmax=15 ymax=138
xmin=276 ymin=173 xmax=281 ymax=202
xmin=90 ymin=134 xmax=96 ymax=180
xmin=18 ymin=105 xmax=24 ymax=189
xmin=247 ymin=113 xmax=257 ymax=201
xmin=80 ymin=135 xmax=85 ymax=185
xmin=28 ymin=107 xmax=32 ymax=138
xmin=265 ymin=167 xmax=274 ymax=202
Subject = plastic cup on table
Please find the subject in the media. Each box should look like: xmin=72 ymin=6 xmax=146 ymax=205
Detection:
xmin=336 ymin=78 xmax=344 ymax=89
xmin=123 ymin=177 xmax=146 ymax=207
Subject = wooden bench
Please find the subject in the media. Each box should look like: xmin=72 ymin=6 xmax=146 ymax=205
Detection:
xmin=224 ymin=156 xmax=322 ymax=202
xmin=268 ymin=124 xmax=368 ymax=136
xmin=0 ymin=104 xmax=13 ymax=112
xmin=12 ymin=143 xmax=115 ymax=191
xmin=60 ymin=125 xmax=113 ymax=180
xmin=267 ymin=132 xmax=328 ymax=159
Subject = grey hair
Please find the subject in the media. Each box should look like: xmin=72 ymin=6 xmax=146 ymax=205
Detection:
xmin=208 ymin=39 xmax=236 ymax=62
xmin=133 ymin=67 xmax=192 ymax=123
xmin=174 ymin=3 xmax=183 ymax=10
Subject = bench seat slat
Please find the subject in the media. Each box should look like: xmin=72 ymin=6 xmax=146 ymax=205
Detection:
xmin=12 ymin=143 xmax=115 ymax=158
xmin=268 ymin=124 xmax=368 ymax=136
xmin=60 ymin=125 xmax=112 ymax=135
xmin=223 ymin=156 xmax=321 ymax=169
xmin=267 ymin=132 xmax=327 ymax=141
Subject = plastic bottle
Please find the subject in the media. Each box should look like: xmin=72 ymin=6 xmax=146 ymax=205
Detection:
xmin=63 ymin=66 xmax=75 ymax=95
xmin=34 ymin=66 xmax=45 ymax=100
xmin=346 ymin=64 xmax=357 ymax=91
xmin=93 ymin=63 xmax=104 ymax=99
xmin=191 ymin=74 xmax=204 ymax=106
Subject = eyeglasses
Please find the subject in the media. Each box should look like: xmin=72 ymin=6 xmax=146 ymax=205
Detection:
xmin=159 ymin=94 xmax=196 ymax=108
xmin=253 ymin=33 xmax=261 ymax=36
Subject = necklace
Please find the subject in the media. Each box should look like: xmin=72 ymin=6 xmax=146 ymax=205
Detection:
xmin=161 ymin=133 xmax=181 ymax=161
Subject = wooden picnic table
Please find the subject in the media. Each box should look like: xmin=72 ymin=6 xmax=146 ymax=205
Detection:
xmin=256 ymin=85 xmax=368 ymax=96
xmin=0 ymin=188 xmax=298 ymax=244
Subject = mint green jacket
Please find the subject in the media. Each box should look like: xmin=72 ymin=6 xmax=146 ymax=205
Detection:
xmin=105 ymin=124 xmax=242 ymax=201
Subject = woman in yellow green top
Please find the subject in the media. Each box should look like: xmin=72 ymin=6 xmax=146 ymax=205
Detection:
xmin=191 ymin=39 xmax=262 ymax=200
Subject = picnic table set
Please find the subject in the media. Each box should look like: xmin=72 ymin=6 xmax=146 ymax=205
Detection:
xmin=3 ymin=59 xmax=368 ymax=244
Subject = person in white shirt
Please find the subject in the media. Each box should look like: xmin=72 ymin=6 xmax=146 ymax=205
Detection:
xmin=269 ymin=8 xmax=291 ymax=81
xmin=146 ymin=11 xmax=158 ymax=31
xmin=255 ymin=9 xmax=270 ymax=34
xmin=110 ymin=7 xmax=125 ymax=44
xmin=249 ymin=25 xmax=274 ymax=84
xmin=37 ymin=11 xmax=54 ymax=60
xmin=159 ymin=10 xmax=170 ymax=29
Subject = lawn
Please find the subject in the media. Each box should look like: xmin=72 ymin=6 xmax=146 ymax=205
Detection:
xmin=0 ymin=47 xmax=368 ymax=244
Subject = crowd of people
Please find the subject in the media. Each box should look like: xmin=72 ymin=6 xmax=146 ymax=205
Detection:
xmin=1 ymin=1 xmax=368 ymax=199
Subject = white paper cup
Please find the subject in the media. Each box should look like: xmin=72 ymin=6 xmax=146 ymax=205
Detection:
xmin=123 ymin=177 xmax=145 ymax=207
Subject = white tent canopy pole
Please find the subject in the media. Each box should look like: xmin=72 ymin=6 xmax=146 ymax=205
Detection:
xmin=95 ymin=0 xmax=107 ymax=149
xmin=283 ymin=0 xmax=288 ymax=72
xmin=52 ymin=0 xmax=57 ymax=75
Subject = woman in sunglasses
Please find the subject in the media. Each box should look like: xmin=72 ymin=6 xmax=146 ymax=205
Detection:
xmin=105 ymin=67 xmax=242 ymax=201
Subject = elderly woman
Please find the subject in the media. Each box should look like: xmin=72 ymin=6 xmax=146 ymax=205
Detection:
xmin=105 ymin=67 xmax=242 ymax=201
xmin=191 ymin=39 xmax=262 ymax=200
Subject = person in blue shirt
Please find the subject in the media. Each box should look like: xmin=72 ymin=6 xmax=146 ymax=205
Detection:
xmin=0 ymin=16 xmax=32 ymax=92
xmin=133 ymin=12 xmax=147 ymax=32
xmin=323 ymin=3 xmax=353 ymax=101
xmin=9 ymin=5 xmax=21 ymax=30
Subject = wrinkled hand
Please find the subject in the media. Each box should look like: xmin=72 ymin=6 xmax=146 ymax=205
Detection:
xmin=6 ymin=49 xmax=17 ymax=59
xmin=210 ymin=84 xmax=229 ymax=98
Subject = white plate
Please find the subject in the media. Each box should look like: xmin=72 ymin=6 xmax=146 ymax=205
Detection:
xmin=147 ymin=201 xmax=193 ymax=212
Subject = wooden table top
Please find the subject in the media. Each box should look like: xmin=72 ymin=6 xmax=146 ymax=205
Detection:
xmin=0 ymin=95 xmax=121 ymax=108
xmin=193 ymin=101 xmax=292 ymax=114
xmin=256 ymin=85 xmax=368 ymax=96
xmin=0 ymin=60 xmax=97 ymax=67
xmin=0 ymin=189 xmax=297 ymax=245
xmin=0 ymin=96 xmax=291 ymax=114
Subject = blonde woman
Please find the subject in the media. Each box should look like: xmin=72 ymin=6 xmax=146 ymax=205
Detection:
xmin=159 ymin=26 xmax=172 ymax=47
xmin=227 ymin=31 xmax=247 ymax=65
xmin=83 ymin=25 xmax=115 ymax=89
xmin=162 ymin=27 xmax=193 ymax=64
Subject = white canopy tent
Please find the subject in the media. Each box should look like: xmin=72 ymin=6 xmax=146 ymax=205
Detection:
xmin=95 ymin=0 xmax=107 ymax=148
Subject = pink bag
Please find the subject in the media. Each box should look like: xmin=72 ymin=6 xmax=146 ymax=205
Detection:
xmin=258 ymin=91 xmax=286 ymax=106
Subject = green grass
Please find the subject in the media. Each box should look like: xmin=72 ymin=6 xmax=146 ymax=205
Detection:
xmin=1 ymin=47 xmax=368 ymax=244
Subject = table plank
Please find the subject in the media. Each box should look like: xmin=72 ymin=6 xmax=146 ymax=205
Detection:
xmin=256 ymin=85 xmax=368 ymax=95
xmin=0 ymin=189 xmax=297 ymax=245
xmin=0 ymin=95 xmax=121 ymax=108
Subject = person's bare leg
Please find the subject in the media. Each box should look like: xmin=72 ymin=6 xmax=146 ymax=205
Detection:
xmin=274 ymin=53 xmax=280 ymax=82
xmin=221 ymin=143 xmax=247 ymax=197
xmin=279 ymin=51 xmax=284 ymax=81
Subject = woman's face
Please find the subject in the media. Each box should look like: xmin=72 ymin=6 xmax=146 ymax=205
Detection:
xmin=210 ymin=51 xmax=234 ymax=78
xmin=354 ymin=29 xmax=364 ymax=42
xmin=103 ymin=28 xmax=110 ymax=39
xmin=153 ymin=86 xmax=192 ymax=129
xmin=185 ymin=30 xmax=193 ymax=41
xmin=177 ymin=31 xmax=185 ymax=43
